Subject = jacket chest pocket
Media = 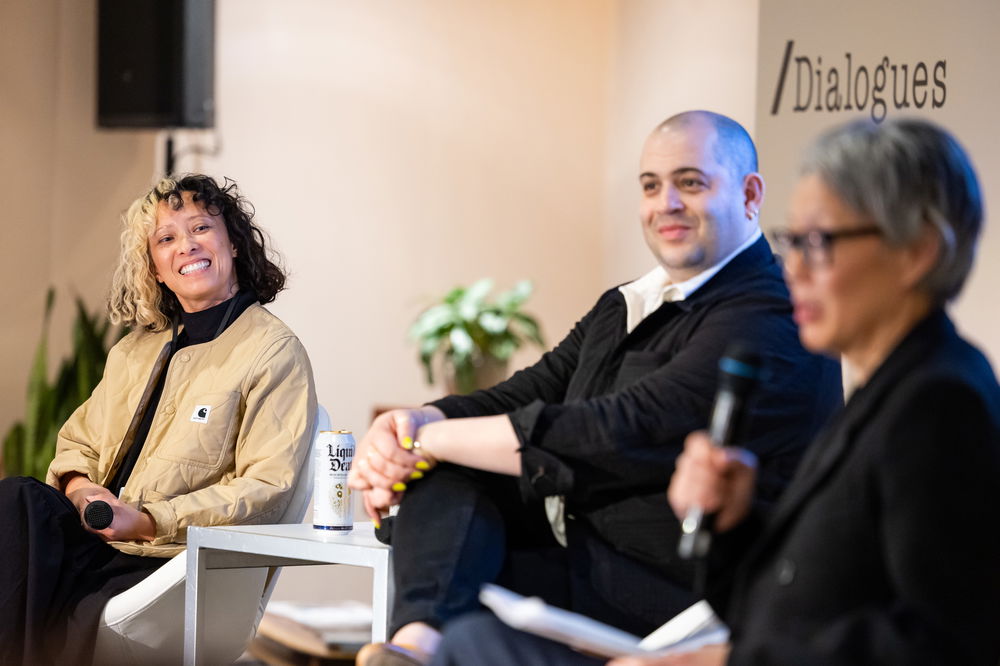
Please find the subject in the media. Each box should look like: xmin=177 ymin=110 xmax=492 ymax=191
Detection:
xmin=155 ymin=390 xmax=241 ymax=470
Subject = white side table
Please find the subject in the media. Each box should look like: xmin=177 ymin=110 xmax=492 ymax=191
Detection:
xmin=184 ymin=522 xmax=392 ymax=666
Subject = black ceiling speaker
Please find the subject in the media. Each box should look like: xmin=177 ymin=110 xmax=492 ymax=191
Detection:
xmin=97 ymin=0 xmax=215 ymax=128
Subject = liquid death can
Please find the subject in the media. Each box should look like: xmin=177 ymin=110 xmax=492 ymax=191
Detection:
xmin=314 ymin=430 xmax=355 ymax=532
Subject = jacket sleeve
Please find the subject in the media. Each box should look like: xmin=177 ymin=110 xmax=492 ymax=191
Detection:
xmin=46 ymin=341 xmax=128 ymax=489
xmin=512 ymin=289 xmax=827 ymax=504
xmin=429 ymin=293 xmax=607 ymax=418
xmin=142 ymin=335 xmax=317 ymax=544
xmin=730 ymin=379 xmax=1000 ymax=666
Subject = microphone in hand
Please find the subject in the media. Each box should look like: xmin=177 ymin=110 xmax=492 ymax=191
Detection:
xmin=84 ymin=499 xmax=114 ymax=530
xmin=677 ymin=343 xmax=762 ymax=560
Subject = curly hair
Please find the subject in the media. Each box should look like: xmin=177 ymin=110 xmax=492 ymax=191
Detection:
xmin=108 ymin=175 xmax=286 ymax=331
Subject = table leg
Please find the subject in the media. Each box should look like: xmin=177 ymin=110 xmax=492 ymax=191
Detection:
xmin=371 ymin=551 xmax=394 ymax=642
xmin=184 ymin=545 xmax=209 ymax=666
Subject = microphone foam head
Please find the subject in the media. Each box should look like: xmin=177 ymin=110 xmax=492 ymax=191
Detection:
xmin=84 ymin=500 xmax=114 ymax=530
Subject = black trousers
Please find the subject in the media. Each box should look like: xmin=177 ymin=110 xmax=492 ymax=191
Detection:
xmin=0 ymin=477 xmax=164 ymax=666
xmin=390 ymin=464 xmax=568 ymax=635
xmin=390 ymin=464 xmax=693 ymax=639
xmin=429 ymin=611 xmax=608 ymax=666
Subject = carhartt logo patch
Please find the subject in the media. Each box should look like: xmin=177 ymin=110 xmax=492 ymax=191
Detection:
xmin=191 ymin=405 xmax=211 ymax=423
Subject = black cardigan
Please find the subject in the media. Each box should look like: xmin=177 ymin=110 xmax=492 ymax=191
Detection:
xmin=433 ymin=237 xmax=842 ymax=623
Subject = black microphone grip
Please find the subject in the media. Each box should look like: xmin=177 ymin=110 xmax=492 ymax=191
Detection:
xmin=84 ymin=499 xmax=114 ymax=530
xmin=677 ymin=345 xmax=761 ymax=560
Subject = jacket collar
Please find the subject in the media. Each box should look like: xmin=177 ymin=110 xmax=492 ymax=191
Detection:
xmin=677 ymin=234 xmax=779 ymax=312
xmin=759 ymin=309 xmax=953 ymax=541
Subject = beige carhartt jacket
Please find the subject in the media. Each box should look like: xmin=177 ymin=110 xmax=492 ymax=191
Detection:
xmin=46 ymin=304 xmax=316 ymax=557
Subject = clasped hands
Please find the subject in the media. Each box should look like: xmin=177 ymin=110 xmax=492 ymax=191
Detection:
xmin=347 ymin=406 xmax=445 ymax=523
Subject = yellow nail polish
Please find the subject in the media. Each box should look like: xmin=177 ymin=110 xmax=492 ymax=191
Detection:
xmin=415 ymin=461 xmax=431 ymax=471
xmin=373 ymin=519 xmax=381 ymax=530
xmin=391 ymin=482 xmax=407 ymax=492
xmin=401 ymin=436 xmax=414 ymax=450
xmin=409 ymin=471 xmax=424 ymax=480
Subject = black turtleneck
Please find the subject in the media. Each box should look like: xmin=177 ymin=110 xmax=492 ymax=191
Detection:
xmin=105 ymin=290 xmax=258 ymax=495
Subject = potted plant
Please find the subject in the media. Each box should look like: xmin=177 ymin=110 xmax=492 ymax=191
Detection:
xmin=410 ymin=278 xmax=545 ymax=395
xmin=2 ymin=289 xmax=122 ymax=480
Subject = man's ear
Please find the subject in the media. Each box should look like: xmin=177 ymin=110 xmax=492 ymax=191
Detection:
xmin=743 ymin=172 xmax=765 ymax=220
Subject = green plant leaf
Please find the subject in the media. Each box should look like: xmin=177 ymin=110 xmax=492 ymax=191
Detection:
xmin=44 ymin=287 xmax=55 ymax=316
xmin=22 ymin=291 xmax=54 ymax=478
xmin=461 ymin=278 xmax=494 ymax=308
xmin=488 ymin=336 xmax=519 ymax=360
xmin=2 ymin=423 xmax=24 ymax=478
xmin=443 ymin=286 xmax=465 ymax=305
xmin=409 ymin=278 xmax=545 ymax=390
xmin=478 ymin=311 xmax=509 ymax=335
xmin=419 ymin=335 xmax=441 ymax=357
xmin=2 ymin=289 xmax=116 ymax=480
xmin=458 ymin=278 xmax=493 ymax=321
xmin=449 ymin=327 xmax=474 ymax=358
xmin=497 ymin=279 xmax=533 ymax=311
xmin=409 ymin=304 xmax=458 ymax=339
xmin=512 ymin=312 xmax=545 ymax=346
xmin=418 ymin=336 xmax=440 ymax=384
xmin=34 ymin=421 xmax=59 ymax=480
xmin=75 ymin=297 xmax=105 ymax=399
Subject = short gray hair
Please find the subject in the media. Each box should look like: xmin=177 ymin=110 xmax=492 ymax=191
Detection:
xmin=802 ymin=117 xmax=983 ymax=303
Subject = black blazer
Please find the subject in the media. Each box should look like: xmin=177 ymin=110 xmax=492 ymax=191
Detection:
xmin=434 ymin=237 xmax=843 ymax=632
xmin=720 ymin=310 xmax=1000 ymax=665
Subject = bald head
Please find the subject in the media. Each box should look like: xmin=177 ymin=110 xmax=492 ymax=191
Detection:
xmin=638 ymin=109 xmax=765 ymax=281
xmin=653 ymin=110 xmax=758 ymax=179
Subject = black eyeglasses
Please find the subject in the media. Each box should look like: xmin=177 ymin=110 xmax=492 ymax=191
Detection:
xmin=771 ymin=227 xmax=882 ymax=268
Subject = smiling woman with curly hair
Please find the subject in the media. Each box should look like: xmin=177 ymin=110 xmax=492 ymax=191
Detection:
xmin=109 ymin=174 xmax=286 ymax=331
xmin=0 ymin=175 xmax=316 ymax=665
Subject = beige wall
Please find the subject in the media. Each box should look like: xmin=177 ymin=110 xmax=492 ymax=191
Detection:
xmin=201 ymin=0 xmax=613 ymax=438
xmin=0 ymin=0 xmax=57 ymax=434
xmin=0 ymin=0 xmax=157 ymax=440
xmin=200 ymin=0 xmax=615 ymax=602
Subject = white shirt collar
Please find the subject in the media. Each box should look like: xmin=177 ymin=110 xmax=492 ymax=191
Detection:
xmin=618 ymin=229 xmax=762 ymax=334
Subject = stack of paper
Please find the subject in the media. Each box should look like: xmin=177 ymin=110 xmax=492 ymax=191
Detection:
xmin=479 ymin=584 xmax=729 ymax=658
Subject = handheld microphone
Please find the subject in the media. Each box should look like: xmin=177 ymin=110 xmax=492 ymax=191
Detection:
xmin=84 ymin=499 xmax=114 ymax=530
xmin=677 ymin=343 xmax=762 ymax=560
